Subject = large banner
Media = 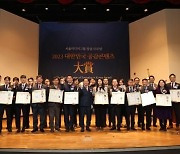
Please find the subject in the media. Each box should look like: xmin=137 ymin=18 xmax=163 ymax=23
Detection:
xmin=39 ymin=22 xmax=130 ymax=80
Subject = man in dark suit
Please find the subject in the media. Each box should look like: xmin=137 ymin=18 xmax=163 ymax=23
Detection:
xmin=16 ymin=75 xmax=30 ymax=133
xmin=79 ymin=78 xmax=93 ymax=132
xmin=11 ymin=77 xmax=19 ymax=130
xmin=63 ymin=75 xmax=78 ymax=132
xmin=148 ymin=75 xmax=158 ymax=127
xmin=31 ymin=75 xmax=46 ymax=133
xmin=0 ymin=76 xmax=13 ymax=133
xmin=134 ymin=77 xmax=142 ymax=127
xmin=167 ymin=74 xmax=180 ymax=130
xmin=141 ymin=78 xmax=152 ymax=131
xmin=125 ymin=79 xmax=137 ymax=131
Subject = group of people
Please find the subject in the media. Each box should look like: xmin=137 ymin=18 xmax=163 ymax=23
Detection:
xmin=0 ymin=73 xmax=180 ymax=134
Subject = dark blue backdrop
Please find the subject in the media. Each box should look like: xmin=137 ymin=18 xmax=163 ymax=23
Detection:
xmin=39 ymin=22 xmax=130 ymax=80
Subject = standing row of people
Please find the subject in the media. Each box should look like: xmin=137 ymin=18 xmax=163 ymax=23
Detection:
xmin=0 ymin=74 xmax=180 ymax=134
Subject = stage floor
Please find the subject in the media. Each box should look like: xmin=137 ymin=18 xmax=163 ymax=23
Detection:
xmin=0 ymin=115 xmax=180 ymax=151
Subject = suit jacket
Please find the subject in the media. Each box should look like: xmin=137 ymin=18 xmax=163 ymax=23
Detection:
xmin=17 ymin=83 xmax=29 ymax=92
xmin=167 ymin=82 xmax=180 ymax=90
xmin=0 ymin=84 xmax=13 ymax=91
xmin=64 ymin=83 xmax=77 ymax=92
xmin=32 ymin=83 xmax=47 ymax=90
xmin=140 ymin=85 xmax=151 ymax=94
xmin=79 ymin=86 xmax=93 ymax=107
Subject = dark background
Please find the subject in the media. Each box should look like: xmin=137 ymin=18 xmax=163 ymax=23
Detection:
xmin=39 ymin=22 xmax=130 ymax=81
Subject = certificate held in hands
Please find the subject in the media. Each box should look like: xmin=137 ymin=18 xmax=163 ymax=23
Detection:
xmin=0 ymin=91 xmax=14 ymax=105
xmin=32 ymin=89 xmax=46 ymax=103
xmin=64 ymin=92 xmax=79 ymax=105
xmin=127 ymin=92 xmax=141 ymax=106
xmin=48 ymin=89 xmax=64 ymax=103
xmin=15 ymin=92 xmax=31 ymax=104
xmin=156 ymin=94 xmax=172 ymax=106
xmin=94 ymin=92 xmax=109 ymax=105
xmin=141 ymin=91 xmax=156 ymax=107
xmin=170 ymin=89 xmax=180 ymax=102
xmin=111 ymin=92 xmax=125 ymax=105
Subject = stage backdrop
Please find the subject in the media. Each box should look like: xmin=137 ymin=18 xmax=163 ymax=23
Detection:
xmin=39 ymin=22 xmax=130 ymax=80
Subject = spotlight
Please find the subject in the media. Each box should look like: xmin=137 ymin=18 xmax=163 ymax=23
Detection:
xmin=144 ymin=9 xmax=148 ymax=12
xmin=45 ymin=7 xmax=48 ymax=10
xmin=106 ymin=8 xmax=110 ymax=12
xmin=83 ymin=7 xmax=86 ymax=10
xmin=126 ymin=7 xmax=129 ymax=11
xmin=22 ymin=8 xmax=26 ymax=12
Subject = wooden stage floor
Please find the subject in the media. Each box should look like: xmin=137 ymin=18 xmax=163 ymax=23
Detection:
xmin=0 ymin=115 xmax=180 ymax=151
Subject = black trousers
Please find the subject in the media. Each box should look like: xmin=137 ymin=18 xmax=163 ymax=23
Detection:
xmin=79 ymin=106 xmax=91 ymax=128
xmin=31 ymin=103 xmax=45 ymax=130
xmin=152 ymin=104 xmax=157 ymax=125
xmin=44 ymin=102 xmax=49 ymax=127
xmin=111 ymin=104 xmax=123 ymax=128
xmin=159 ymin=119 xmax=167 ymax=129
xmin=172 ymin=102 xmax=180 ymax=127
xmin=108 ymin=104 xmax=113 ymax=126
xmin=142 ymin=105 xmax=153 ymax=128
xmin=137 ymin=105 xmax=143 ymax=125
xmin=63 ymin=104 xmax=75 ymax=129
xmin=0 ymin=104 xmax=6 ymax=131
xmin=95 ymin=105 xmax=107 ymax=128
xmin=74 ymin=105 xmax=79 ymax=126
xmin=11 ymin=102 xmax=17 ymax=127
xmin=126 ymin=105 xmax=136 ymax=129
xmin=15 ymin=104 xmax=30 ymax=130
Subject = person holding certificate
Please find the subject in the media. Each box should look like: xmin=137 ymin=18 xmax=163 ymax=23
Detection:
xmin=31 ymin=75 xmax=46 ymax=133
xmin=148 ymin=75 xmax=158 ymax=127
xmin=0 ymin=76 xmax=13 ymax=133
xmin=103 ymin=78 xmax=111 ymax=128
xmin=110 ymin=79 xmax=123 ymax=131
xmin=118 ymin=79 xmax=127 ymax=128
xmin=16 ymin=75 xmax=30 ymax=133
xmin=167 ymin=74 xmax=180 ymax=130
xmin=44 ymin=78 xmax=50 ymax=129
xmin=63 ymin=75 xmax=78 ymax=132
xmin=93 ymin=78 xmax=107 ymax=131
xmin=140 ymin=79 xmax=152 ymax=131
xmin=79 ymin=78 xmax=93 ymax=132
xmin=134 ymin=77 xmax=142 ymax=128
xmin=48 ymin=76 xmax=63 ymax=132
xmin=11 ymin=77 xmax=19 ymax=130
xmin=155 ymin=80 xmax=171 ymax=131
xmin=126 ymin=79 xmax=137 ymax=131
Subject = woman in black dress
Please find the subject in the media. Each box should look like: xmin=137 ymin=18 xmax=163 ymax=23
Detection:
xmin=155 ymin=80 xmax=172 ymax=131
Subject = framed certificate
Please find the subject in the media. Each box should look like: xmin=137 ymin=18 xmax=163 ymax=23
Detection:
xmin=94 ymin=92 xmax=109 ymax=105
xmin=48 ymin=89 xmax=63 ymax=103
xmin=0 ymin=91 xmax=14 ymax=105
xmin=156 ymin=94 xmax=172 ymax=106
xmin=111 ymin=92 xmax=125 ymax=105
xmin=64 ymin=92 xmax=79 ymax=105
xmin=170 ymin=89 xmax=180 ymax=102
xmin=15 ymin=92 xmax=31 ymax=104
xmin=141 ymin=91 xmax=156 ymax=107
xmin=32 ymin=89 xmax=46 ymax=103
xmin=127 ymin=92 xmax=142 ymax=106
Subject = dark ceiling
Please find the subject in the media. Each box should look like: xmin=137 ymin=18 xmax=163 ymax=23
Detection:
xmin=0 ymin=0 xmax=180 ymax=23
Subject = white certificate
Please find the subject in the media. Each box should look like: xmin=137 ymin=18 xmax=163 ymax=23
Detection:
xmin=94 ymin=92 xmax=109 ymax=105
xmin=170 ymin=89 xmax=180 ymax=102
xmin=111 ymin=92 xmax=125 ymax=105
xmin=156 ymin=94 xmax=172 ymax=106
xmin=127 ymin=92 xmax=142 ymax=106
xmin=32 ymin=89 xmax=46 ymax=103
xmin=0 ymin=91 xmax=14 ymax=105
xmin=48 ymin=89 xmax=63 ymax=103
xmin=141 ymin=91 xmax=156 ymax=107
xmin=15 ymin=92 xmax=31 ymax=104
xmin=64 ymin=92 xmax=79 ymax=105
